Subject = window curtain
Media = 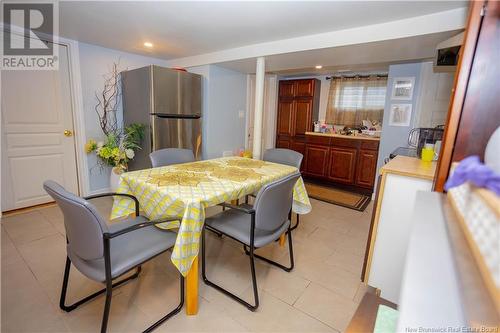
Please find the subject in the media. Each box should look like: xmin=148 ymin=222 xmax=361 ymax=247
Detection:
xmin=325 ymin=76 xmax=387 ymax=126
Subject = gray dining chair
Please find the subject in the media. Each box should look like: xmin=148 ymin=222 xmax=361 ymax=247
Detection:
xmin=43 ymin=180 xmax=183 ymax=333
xmin=149 ymin=148 xmax=195 ymax=168
xmin=201 ymin=172 xmax=300 ymax=311
xmin=263 ymin=148 xmax=303 ymax=170
xmin=253 ymin=148 xmax=303 ymax=231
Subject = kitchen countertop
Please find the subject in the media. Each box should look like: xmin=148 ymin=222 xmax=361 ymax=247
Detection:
xmin=305 ymin=131 xmax=381 ymax=141
xmin=380 ymin=155 xmax=436 ymax=180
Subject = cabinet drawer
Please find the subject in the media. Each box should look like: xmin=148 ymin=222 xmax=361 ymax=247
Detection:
xmin=306 ymin=135 xmax=331 ymax=146
xmin=331 ymin=137 xmax=360 ymax=149
xmin=360 ymin=140 xmax=380 ymax=151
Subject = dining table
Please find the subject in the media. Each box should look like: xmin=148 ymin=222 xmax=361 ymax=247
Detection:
xmin=110 ymin=156 xmax=312 ymax=315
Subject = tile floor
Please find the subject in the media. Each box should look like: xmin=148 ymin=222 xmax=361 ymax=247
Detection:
xmin=1 ymin=197 xmax=372 ymax=333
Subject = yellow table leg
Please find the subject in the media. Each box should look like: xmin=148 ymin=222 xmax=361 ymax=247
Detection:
xmin=279 ymin=233 xmax=286 ymax=247
xmin=186 ymin=256 xmax=199 ymax=315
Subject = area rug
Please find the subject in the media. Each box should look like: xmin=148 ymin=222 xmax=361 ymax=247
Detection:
xmin=305 ymin=182 xmax=371 ymax=212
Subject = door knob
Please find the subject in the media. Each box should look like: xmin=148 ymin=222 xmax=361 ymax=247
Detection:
xmin=64 ymin=130 xmax=73 ymax=137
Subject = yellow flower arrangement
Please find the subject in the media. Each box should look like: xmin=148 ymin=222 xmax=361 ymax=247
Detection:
xmin=85 ymin=124 xmax=145 ymax=170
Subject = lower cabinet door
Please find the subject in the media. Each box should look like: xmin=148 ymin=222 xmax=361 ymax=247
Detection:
xmin=328 ymin=147 xmax=357 ymax=184
xmin=305 ymin=145 xmax=329 ymax=177
xmin=356 ymin=149 xmax=378 ymax=188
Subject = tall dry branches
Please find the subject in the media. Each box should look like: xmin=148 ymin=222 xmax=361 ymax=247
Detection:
xmin=95 ymin=61 xmax=123 ymax=136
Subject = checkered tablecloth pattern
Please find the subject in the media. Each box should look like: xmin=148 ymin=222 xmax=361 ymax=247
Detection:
xmin=111 ymin=157 xmax=311 ymax=276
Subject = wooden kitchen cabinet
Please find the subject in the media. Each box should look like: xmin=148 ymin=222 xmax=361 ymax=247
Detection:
xmin=305 ymin=145 xmax=330 ymax=177
xmin=276 ymin=139 xmax=290 ymax=149
xmin=275 ymin=79 xmax=320 ymax=157
xmin=328 ymin=147 xmax=357 ymax=184
xmin=278 ymin=80 xmax=295 ymax=98
xmin=295 ymin=79 xmax=315 ymax=97
xmin=303 ymin=134 xmax=380 ymax=193
xmin=277 ymin=100 xmax=294 ymax=136
xmin=356 ymin=150 xmax=378 ymax=188
xmin=294 ymin=99 xmax=313 ymax=136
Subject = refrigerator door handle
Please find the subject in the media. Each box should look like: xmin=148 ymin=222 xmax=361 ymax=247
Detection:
xmin=153 ymin=113 xmax=201 ymax=119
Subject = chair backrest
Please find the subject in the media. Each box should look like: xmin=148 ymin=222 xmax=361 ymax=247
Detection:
xmin=253 ymin=172 xmax=300 ymax=231
xmin=43 ymin=180 xmax=109 ymax=260
xmin=149 ymin=148 xmax=195 ymax=168
xmin=263 ymin=148 xmax=303 ymax=169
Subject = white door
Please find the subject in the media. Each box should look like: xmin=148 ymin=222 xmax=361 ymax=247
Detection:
xmin=1 ymin=37 xmax=79 ymax=211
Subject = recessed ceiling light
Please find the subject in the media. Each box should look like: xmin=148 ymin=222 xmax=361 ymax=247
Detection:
xmin=315 ymin=65 xmax=323 ymax=69
xmin=143 ymin=42 xmax=153 ymax=48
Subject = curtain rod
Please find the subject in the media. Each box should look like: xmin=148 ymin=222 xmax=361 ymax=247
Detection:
xmin=326 ymin=74 xmax=388 ymax=80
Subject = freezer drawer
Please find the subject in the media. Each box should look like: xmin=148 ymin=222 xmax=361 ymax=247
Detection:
xmin=152 ymin=115 xmax=202 ymax=160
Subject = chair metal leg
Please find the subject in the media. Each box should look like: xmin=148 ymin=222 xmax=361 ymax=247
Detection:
xmin=201 ymin=227 xmax=259 ymax=311
xmin=59 ymin=257 xmax=141 ymax=313
xmin=100 ymin=278 xmax=113 ymax=333
xmin=244 ymin=228 xmax=295 ymax=272
xmin=289 ymin=214 xmax=300 ymax=231
xmin=143 ymin=273 xmax=185 ymax=333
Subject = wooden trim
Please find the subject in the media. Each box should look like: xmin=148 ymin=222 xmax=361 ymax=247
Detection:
xmin=476 ymin=188 xmax=500 ymax=218
xmin=2 ymin=201 xmax=56 ymax=216
xmin=447 ymin=193 xmax=500 ymax=315
xmin=442 ymin=197 xmax=500 ymax=326
xmin=361 ymin=175 xmax=382 ymax=281
xmin=381 ymin=156 xmax=437 ymax=181
xmin=434 ymin=1 xmax=484 ymax=192
xmin=362 ymin=173 xmax=387 ymax=283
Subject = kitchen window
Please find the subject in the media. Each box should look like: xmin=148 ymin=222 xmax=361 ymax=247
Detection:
xmin=325 ymin=75 xmax=388 ymax=126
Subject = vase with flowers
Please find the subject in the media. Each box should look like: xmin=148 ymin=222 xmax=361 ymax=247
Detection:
xmin=84 ymin=61 xmax=145 ymax=190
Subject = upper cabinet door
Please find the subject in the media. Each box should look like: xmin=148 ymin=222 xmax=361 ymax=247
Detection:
xmin=279 ymin=81 xmax=295 ymax=98
xmin=294 ymin=99 xmax=313 ymax=136
xmin=295 ymin=80 xmax=315 ymax=97
xmin=277 ymin=100 xmax=294 ymax=136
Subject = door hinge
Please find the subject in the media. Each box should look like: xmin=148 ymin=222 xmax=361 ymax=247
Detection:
xmin=480 ymin=3 xmax=486 ymax=16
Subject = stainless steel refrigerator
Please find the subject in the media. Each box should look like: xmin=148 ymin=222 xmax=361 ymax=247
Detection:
xmin=121 ymin=65 xmax=202 ymax=170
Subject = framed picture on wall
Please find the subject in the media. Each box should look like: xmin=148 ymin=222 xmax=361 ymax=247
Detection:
xmin=389 ymin=103 xmax=412 ymax=127
xmin=391 ymin=77 xmax=415 ymax=100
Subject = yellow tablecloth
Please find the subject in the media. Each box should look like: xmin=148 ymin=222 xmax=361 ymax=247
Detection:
xmin=111 ymin=157 xmax=311 ymax=276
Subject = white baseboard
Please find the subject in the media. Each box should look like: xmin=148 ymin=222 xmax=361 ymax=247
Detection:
xmin=86 ymin=187 xmax=112 ymax=196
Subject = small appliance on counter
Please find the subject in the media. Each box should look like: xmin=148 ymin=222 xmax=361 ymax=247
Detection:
xmin=408 ymin=126 xmax=444 ymax=158
xmin=389 ymin=147 xmax=418 ymax=159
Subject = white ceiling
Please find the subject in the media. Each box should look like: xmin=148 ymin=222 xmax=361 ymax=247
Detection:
xmin=60 ymin=1 xmax=467 ymax=60
xmin=217 ymin=30 xmax=461 ymax=75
